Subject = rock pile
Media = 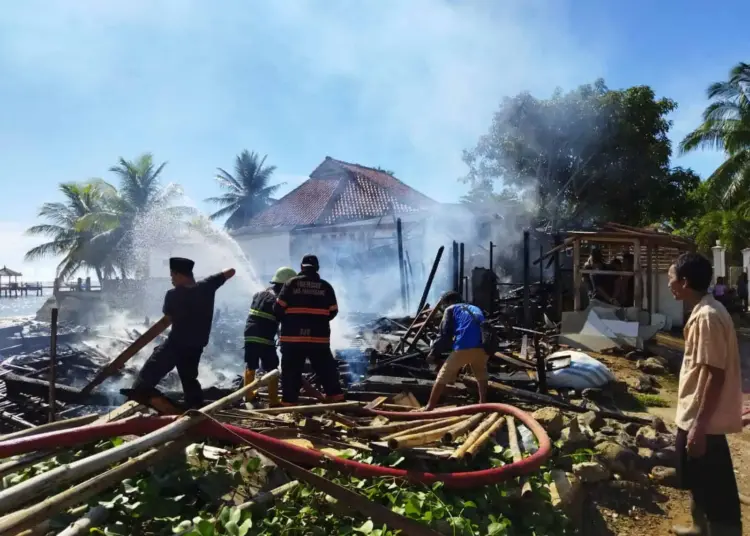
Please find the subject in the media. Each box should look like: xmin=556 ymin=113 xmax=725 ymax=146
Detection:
xmin=531 ymin=406 xmax=678 ymax=488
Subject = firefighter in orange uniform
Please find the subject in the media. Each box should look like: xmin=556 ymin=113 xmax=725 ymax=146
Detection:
xmin=273 ymin=254 xmax=344 ymax=405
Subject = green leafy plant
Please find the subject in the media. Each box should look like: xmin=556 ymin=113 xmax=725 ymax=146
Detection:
xmin=2 ymin=436 xmax=575 ymax=536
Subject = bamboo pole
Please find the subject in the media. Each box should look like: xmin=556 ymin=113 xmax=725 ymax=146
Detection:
xmin=48 ymin=305 xmax=58 ymax=423
xmin=80 ymin=315 xmax=171 ymax=395
xmin=352 ymin=417 xmax=447 ymax=438
xmin=405 ymin=294 xmax=447 ymax=353
xmin=464 ymin=416 xmax=506 ymax=460
xmin=506 ymin=416 xmax=532 ymax=497
xmin=394 ymin=305 xmax=431 ymax=354
xmin=382 ymin=416 xmax=464 ymax=441
xmin=0 ymin=451 xmax=52 ymax=480
xmin=450 ymin=413 xmax=501 ymax=460
xmin=237 ymin=481 xmax=300 ymax=511
xmin=0 ymin=439 xmax=192 ymax=536
xmin=57 ymin=505 xmax=108 ymax=536
xmin=0 ymin=369 xmax=279 ymax=516
xmin=0 ymin=403 xmax=143 ymax=480
xmin=249 ymin=401 xmax=360 ymax=416
xmin=441 ymin=413 xmax=486 ymax=444
xmin=388 ymin=420 xmax=469 ymax=449
xmin=0 ymin=414 xmax=98 ymax=443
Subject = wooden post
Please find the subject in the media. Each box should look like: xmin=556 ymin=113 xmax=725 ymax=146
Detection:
xmin=653 ymin=245 xmax=660 ymax=314
xmin=523 ymin=230 xmax=531 ymax=327
xmin=396 ymin=218 xmax=407 ymax=312
xmin=633 ymin=239 xmax=642 ymax=310
xmin=458 ymin=243 xmax=465 ymax=299
xmin=534 ymin=335 xmax=547 ymax=394
xmin=573 ymin=238 xmax=581 ymax=311
xmin=646 ymin=241 xmax=653 ymax=315
xmin=489 ymin=241 xmax=495 ymax=317
xmin=553 ymin=234 xmax=563 ymax=321
xmin=48 ymin=306 xmax=58 ymax=423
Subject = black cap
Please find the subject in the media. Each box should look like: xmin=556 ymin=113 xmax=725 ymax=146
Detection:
xmin=301 ymin=254 xmax=319 ymax=270
xmin=169 ymin=257 xmax=195 ymax=276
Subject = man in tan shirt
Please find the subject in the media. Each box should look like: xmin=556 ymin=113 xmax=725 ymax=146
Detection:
xmin=668 ymin=253 xmax=743 ymax=536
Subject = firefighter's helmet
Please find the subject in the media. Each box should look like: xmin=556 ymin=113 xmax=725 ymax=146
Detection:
xmin=271 ymin=267 xmax=297 ymax=285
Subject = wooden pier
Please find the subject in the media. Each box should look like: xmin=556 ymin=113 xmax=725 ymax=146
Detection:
xmin=0 ymin=265 xmax=100 ymax=298
xmin=0 ymin=284 xmax=45 ymax=298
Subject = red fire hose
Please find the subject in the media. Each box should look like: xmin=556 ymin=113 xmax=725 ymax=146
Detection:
xmin=0 ymin=404 xmax=551 ymax=489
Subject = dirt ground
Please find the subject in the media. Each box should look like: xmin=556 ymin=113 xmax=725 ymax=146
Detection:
xmin=577 ymin=323 xmax=750 ymax=535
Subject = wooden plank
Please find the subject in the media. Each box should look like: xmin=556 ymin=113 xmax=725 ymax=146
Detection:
xmin=80 ymin=316 xmax=171 ymax=395
xmin=573 ymin=240 xmax=581 ymax=311
xmin=646 ymin=242 xmax=653 ymax=315
xmin=363 ymin=396 xmax=388 ymax=411
xmin=633 ymin=238 xmax=642 ymax=310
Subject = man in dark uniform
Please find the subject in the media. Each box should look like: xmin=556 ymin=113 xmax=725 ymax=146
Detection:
xmin=243 ymin=266 xmax=297 ymax=405
xmin=132 ymin=257 xmax=235 ymax=409
xmin=273 ymin=254 xmax=344 ymax=406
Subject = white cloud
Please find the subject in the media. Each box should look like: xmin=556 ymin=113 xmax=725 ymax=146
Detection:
xmin=245 ymin=0 xmax=607 ymax=196
xmin=0 ymin=0 xmax=607 ymax=202
xmin=0 ymin=222 xmax=58 ymax=282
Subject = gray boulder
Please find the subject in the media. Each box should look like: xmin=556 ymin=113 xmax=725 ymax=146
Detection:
xmin=573 ymin=461 xmax=610 ymax=483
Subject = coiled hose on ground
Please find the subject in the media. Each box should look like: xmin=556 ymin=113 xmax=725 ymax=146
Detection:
xmin=0 ymin=404 xmax=551 ymax=489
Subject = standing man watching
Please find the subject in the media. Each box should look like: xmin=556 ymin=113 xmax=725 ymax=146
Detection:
xmin=243 ymin=266 xmax=297 ymax=406
xmin=273 ymin=254 xmax=344 ymax=406
xmin=132 ymin=257 xmax=236 ymax=409
xmin=668 ymin=252 xmax=743 ymax=536
xmin=421 ymin=291 xmax=489 ymax=411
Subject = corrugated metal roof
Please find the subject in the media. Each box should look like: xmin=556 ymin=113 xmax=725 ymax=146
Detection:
xmin=241 ymin=157 xmax=436 ymax=230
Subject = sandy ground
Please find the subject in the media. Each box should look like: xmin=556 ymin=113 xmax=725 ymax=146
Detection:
xmin=579 ymin=324 xmax=750 ymax=535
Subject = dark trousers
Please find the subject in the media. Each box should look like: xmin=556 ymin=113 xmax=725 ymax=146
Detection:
xmin=676 ymin=428 xmax=742 ymax=529
xmin=280 ymin=344 xmax=343 ymax=403
xmin=133 ymin=342 xmax=204 ymax=409
xmin=244 ymin=343 xmax=279 ymax=372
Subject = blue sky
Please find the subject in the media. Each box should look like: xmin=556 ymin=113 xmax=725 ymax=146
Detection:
xmin=0 ymin=0 xmax=745 ymax=280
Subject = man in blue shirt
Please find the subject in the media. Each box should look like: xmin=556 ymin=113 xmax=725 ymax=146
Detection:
xmin=422 ymin=291 xmax=489 ymax=410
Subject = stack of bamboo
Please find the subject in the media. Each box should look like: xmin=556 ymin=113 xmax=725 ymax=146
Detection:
xmin=0 ymin=371 xmax=279 ymax=536
xmin=353 ymin=412 xmax=510 ymax=460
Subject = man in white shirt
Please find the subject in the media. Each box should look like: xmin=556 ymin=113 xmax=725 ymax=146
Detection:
xmin=668 ymin=253 xmax=743 ymax=536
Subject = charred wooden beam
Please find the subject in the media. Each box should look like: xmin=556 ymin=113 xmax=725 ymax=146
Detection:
xmin=1 ymin=373 xmax=109 ymax=405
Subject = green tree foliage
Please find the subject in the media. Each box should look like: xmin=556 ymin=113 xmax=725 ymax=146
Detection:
xmin=677 ymin=62 xmax=750 ymax=260
xmin=679 ymin=62 xmax=750 ymax=206
xmin=25 ymin=154 xmax=192 ymax=281
xmin=24 ymin=181 xmax=120 ymax=283
xmin=206 ymin=151 xmax=283 ymax=230
xmin=462 ymin=79 xmax=698 ymax=229
xmin=83 ymin=153 xmax=191 ymax=278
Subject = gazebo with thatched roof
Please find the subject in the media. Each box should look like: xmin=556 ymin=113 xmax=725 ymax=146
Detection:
xmin=0 ymin=266 xmax=22 ymax=297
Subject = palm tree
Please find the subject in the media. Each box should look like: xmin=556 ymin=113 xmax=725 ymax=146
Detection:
xmin=680 ymin=62 xmax=750 ymax=206
xmin=206 ymin=151 xmax=284 ymax=230
xmin=675 ymin=180 xmax=750 ymax=262
xmin=82 ymin=153 xmax=194 ymax=278
xmin=25 ymin=181 xmax=119 ymax=283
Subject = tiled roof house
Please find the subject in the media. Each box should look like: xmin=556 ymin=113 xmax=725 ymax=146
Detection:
xmin=236 ymin=157 xmax=437 ymax=232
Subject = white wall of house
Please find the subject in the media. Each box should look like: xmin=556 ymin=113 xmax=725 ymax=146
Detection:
xmin=234 ymin=231 xmax=293 ymax=280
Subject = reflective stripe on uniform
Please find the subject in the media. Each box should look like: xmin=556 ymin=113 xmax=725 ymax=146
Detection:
xmin=330 ymin=304 xmax=338 ymax=312
xmin=244 ymin=336 xmax=275 ymax=345
xmin=276 ymin=298 xmax=287 ymax=308
xmin=248 ymin=308 xmax=276 ymax=321
xmin=285 ymin=307 xmax=330 ymax=316
xmin=279 ymin=335 xmax=330 ymax=344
